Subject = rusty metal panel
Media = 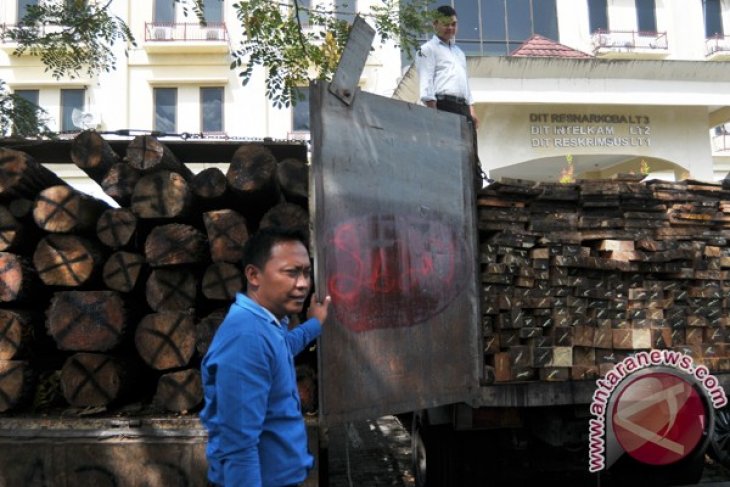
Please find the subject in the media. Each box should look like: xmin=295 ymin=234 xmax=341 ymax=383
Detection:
xmin=311 ymin=81 xmax=482 ymax=425
xmin=0 ymin=417 xmax=208 ymax=487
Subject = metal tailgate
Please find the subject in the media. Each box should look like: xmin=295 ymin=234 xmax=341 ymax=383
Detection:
xmin=310 ymin=18 xmax=481 ymax=425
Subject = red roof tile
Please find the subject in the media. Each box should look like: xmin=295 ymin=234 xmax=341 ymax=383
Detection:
xmin=510 ymin=34 xmax=593 ymax=58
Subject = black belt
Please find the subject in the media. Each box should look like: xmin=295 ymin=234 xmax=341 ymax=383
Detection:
xmin=436 ymin=94 xmax=467 ymax=105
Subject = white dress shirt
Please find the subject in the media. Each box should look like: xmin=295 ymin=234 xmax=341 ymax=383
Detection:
xmin=416 ymin=35 xmax=473 ymax=105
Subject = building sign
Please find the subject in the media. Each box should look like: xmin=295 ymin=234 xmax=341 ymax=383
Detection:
xmin=529 ymin=112 xmax=651 ymax=148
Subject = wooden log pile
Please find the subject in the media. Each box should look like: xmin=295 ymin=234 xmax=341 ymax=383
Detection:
xmin=0 ymin=132 xmax=311 ymax=414
xmin=479 ymin=175 xmax=730 ymax=382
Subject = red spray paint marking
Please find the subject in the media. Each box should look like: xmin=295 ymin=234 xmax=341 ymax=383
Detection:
xmin=326 ymin=214 xmax=466 ymax=332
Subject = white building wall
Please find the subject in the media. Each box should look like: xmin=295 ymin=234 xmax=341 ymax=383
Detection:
xmin=0 ymin=0 xmax=403 ymax=139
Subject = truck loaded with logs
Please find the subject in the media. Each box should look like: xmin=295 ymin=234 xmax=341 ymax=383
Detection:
xmin=0 ymin=17 xmax=729 ymax=487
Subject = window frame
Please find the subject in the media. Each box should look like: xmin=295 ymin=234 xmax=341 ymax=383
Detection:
xmin=17 ymin=0 xmax=38 ymax=22
xmin=588 ymin=0 xmax=609 ymax=34
xmin=60 ymin=88 xmax=85 ymax=133
xmin=200 ymin=86 xmax=225 ymax=134
xmin=704 ymin=0 xmax=724 ymax=37
xmin=291 ymin=86 xmax=310 ymax=132
xmin=154 ymin=0 xmax=176 ymax=23
xmin=203 ymin=0 xmax=224 ymax=23
xmin=635 ymin=0 xmax=657 ymax=33
xmin=153 ymin=87 xmax=177 ymax=134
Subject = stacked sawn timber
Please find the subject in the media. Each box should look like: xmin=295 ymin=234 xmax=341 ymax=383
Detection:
xmin=479 ymin=175 xmax=730 ymax=382
xmin=0 ymin=131 xmax=311 ymax=413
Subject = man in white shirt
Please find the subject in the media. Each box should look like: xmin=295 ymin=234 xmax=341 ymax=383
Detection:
xmin=416 ymin=5 xmax=487 ymax=189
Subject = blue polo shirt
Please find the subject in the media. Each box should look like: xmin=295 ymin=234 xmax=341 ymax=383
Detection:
xmin=200 ymin=293 xmax=322 ymax=487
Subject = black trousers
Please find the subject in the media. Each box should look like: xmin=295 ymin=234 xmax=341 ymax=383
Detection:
xmin=435 ymin=99 xmax=486 ymax=193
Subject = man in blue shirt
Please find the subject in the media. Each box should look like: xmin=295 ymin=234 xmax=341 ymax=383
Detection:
xmin=201 ymin=227 xmax=331 ymax=487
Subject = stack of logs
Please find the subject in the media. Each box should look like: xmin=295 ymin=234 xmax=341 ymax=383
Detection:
xmin=0 ymin=131 xmax=311 ymax=414
xmin=479 ymin=176 xmax=730 ymax=382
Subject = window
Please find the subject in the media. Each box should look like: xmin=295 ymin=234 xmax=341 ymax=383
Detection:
xmin=334 ymin=0 xmax=356 ymax=24
xmin=17 ymin=0 xmax=38 ymax=22
xmin=203 ymin=0 xmax=223 ymax=23
xmin=201 ymin=87 xmax=224 ymax=133
xmin=705 ymin=0 xmax=724 ymax=37
xmin=635 ymin=0 xmax=656 ymax=32
xmin=588 ymin=0 xmax=609 ymax=33
xmin=482 ymin=0 xmax=507 ymax=55
xmin=533 ymin=0 xmax=558 ymax=41
xmin=60 ymin=89 xmax=84 ymax=133
xmin=154 ymin=88 xmax=177 ymax=133
xmin=453 ymin=0 xmax=558 ymax=56
xmin=292 ymin=87 xmax=310 ymax=132
xmin=154 ymin=0 xmax=175 ymax=23
xmin=64 ymin=0 xmax=88 ymax=9
xmin=14 ymin=89 xmax=39 ymax=107
xmin=295 ymin=0 xmax=311 ymax=26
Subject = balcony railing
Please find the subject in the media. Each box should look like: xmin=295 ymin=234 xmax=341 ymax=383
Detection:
xmin=144 ymin=22 xmax=229 ymax=43
xmin=0 ymin=23 xmax=69 ymax=43
xmin=706 ymin=34 xmax=730 ymax=56
xmin=591 ymin=29 xmax=668 ymax=54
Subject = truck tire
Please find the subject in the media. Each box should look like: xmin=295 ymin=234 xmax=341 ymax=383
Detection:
xmin=412 ymin=413 xmax=459 ymax=487
xmin=709 ymin=404 xmax=730 ymax=468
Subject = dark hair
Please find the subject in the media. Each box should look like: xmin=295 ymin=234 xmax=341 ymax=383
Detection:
xmin=436 ymin=5 xmax=457 ymax=17
xmin=242 ymin=226 xmax=308 ymax=270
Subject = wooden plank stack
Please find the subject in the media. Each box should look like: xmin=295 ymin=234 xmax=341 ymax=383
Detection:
xmin=479 ymin=175 xmax=730 ymax=382
xmin=0 ymin=132 xmax=311 ymax=414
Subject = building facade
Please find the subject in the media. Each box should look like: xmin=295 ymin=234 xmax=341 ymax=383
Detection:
xmin=2 ymin=0 xmax=730 ymax=184
xmin=396 ymin=0 xmax=730 ymax=182
xmin=0 ymin=0 xmax=401 ymax=140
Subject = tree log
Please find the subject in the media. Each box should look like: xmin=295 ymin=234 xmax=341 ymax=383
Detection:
xmin=0 ymin=148 xmax=66 ymax=199
xmin=60 ymin=352 xmax=128 ymax=407
xmin=226 ymin=144 xmax=282 ymax=223
xmin=9 ymin=198 xmax=33 ymax=220
xmin=101 ymin=162 xmax=141 ymax=208
xmin=126 ymin=135 xmax=193 ymax=180
xmin=0 ymin=205 xmax=24 ymax=252
xmin=46 ymin=290 xmax=126 ymax=352
xmin=192 ymin=167 xmax=228 ymax=200
xmin=0 ymin=310 xmax=33 ymax=360
xmin=97 ymin=208 xmax=138 ymax=249
xmin=0 ymin=360 xmax=33 ymax=412
xmin=135 ymin=311 xmax=196 ymax=370
xmin=277 ymin=157 xmax=309 ymax=207
xmin=0 ymin=252 xmax=37 ymax=302
xmin=202 ymin=262 xmax=243 ymax=301
xmin=131 ymin=170 xmax=193 ymax=219
xmin=146 ymin=268 xmax=197 ymax=312
xmin=259 ymin=202 xmax=309 ymax=237
xmin=195 ymin=308 xmax=227 ymax=356
xmin=203 ymin=209 xmax=249 ymax=263
xmin=70 ymin=130 xmax=121 ymax=184
xmin=144 ymin=223 xmax=207 ymax=267
xmin=33 ymin=185 xmax=110 ymax=233
xmin=33 ymin=234 xmax=104 ymax=287
xmin=153 ymin=368 xmax=203 ymax=413
xmin=103 ymin=251 xmax=145 ymax=293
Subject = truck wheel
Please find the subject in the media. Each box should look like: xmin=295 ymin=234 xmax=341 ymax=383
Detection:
xmin=709 ymin=404 xmax=730 ymax=468
xmin=412 ymin=414 xmax=458 ymax=487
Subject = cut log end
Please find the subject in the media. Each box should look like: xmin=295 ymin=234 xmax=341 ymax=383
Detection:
xmin=153 ymin=368 xmax=203 ymax=413
xmin=135 ymin=312 xmax=196 ymax=370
